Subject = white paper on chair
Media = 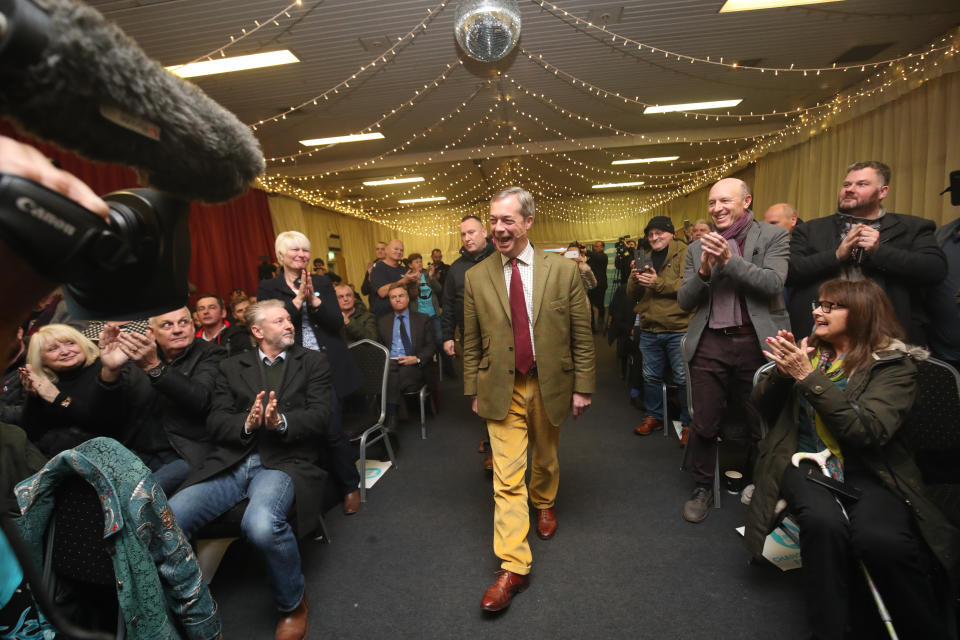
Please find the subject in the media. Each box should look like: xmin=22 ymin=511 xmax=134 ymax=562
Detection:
xmin=357 ymin=459 xmax=392 ymax=489
xmin=736 ymin=517 xmax=802 ymax=572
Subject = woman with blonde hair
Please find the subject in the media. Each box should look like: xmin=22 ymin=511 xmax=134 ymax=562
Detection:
xmin=20 ymin=324 xmax=128 ymax=456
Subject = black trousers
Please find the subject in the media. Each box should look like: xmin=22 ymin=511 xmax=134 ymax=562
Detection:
xmin=780 ymin=462 xmax=951 ymax=640
xmin=327 ymin=394 xmax=362 ymax=496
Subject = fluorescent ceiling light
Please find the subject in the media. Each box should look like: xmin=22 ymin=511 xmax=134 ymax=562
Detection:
xmin=398 ymin=196 xmax=447 ymax=204
xmin=611 ymin=156 xmax=680 ymax=165
xmin=166 ymin=50 xmax=299 ymax=78
xmin=299 ymin=132 xmax=385 ymax=147
xmin=592 ymin=181 xmax=645 ymax=189
xmin=363 ymin=176 xmax=425 ymax=186
xmin=644 ymin=99 xmax=742 ymax=114
xmin=719 ymin=0 xmax=843 ymax=12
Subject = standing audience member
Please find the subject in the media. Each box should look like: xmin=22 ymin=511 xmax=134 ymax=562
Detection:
xmin=430 ymin=249 xmax=450 ymax=288
xmin=361 ymin=241 xmax=387 ymax=298
xmin=20 ymin=325 xmax=128 ymax=456
xmin=313 ymin=258 xmax=341 ymax=284
xmin=442 ymin=215 xmax=497 ymax=469
xmin=1 ymin=327 xmax=26 ymax=425
xmin=678 ymin=178 xmax=790 ymax=523
xmin=747 ymin=279 xmax=958 ymax=640
xmin=626 ymin=216 xmax=693 ymax=439
xmin=195 ymin=293 xmax=230 ymax=344
xmin=690 ymin=219 xmax=714 ymax=242
xmin=336 ymin=283 xmax=378 ymax=343
xmin=115 ymin=307 xmax=225 ymax=495
xmin=168 ymin=300 xmax=331 ymax=640
xmin=586 ymin=241 xmax=609 ymax=333
xmin=408 ymin=252 xmax=443 ymax=354
xmin=370 ymin=240 xmax=419 ymax=318
xmin=787 ymin=161 xmax=946 ymax=344
xmin=258 ymin=230 xmax=363 ymax=514
xmin=927 ymin=170 xmax=960 ymax=372
xmin=763 ymin=203 xmax=799 ymax=235
xmin=376 ymin=285 xmax=436 ymax=431
xmin=463 ymin=187 xmax=595 ymax=612
xmin=567 ymin=243 xmax=597 ymax=292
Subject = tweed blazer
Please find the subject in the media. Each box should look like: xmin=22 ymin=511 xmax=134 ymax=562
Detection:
xmin=678 ymin=219 xmax=791 ymax=362
xmin=462 ymin=248 xmax=595 ymax=427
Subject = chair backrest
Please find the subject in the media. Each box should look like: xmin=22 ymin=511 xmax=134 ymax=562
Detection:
xmin=347 ymin=339 xmax=390 ymax=424
xmin=898 ymin=357 xmax=960 ymax=452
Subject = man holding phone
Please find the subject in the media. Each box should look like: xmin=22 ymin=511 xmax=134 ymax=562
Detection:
xmin=626 ymin=217 xmax=693 ymax=438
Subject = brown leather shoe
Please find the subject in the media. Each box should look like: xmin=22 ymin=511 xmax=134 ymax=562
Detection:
xmin=634 ymin=416 xmax=663 ymax=436
xmin=483 ymin=450 xmax=493 ymax=471
xmin=679 ymin=426 xmax=690 ymax=447
xmin=480 ymin=570 xmax=529 ymax=612
xmin=477 ymin=439 xmax=489 ymax=454
xmin=535 ymin=507 xmax=557 ymax=540
xmin=343 ymin=489 xmax=361 ymax=515
xmin=275 ymin=595 xmax=308 ymax=640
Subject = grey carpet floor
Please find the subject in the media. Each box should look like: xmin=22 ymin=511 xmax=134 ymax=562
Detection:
xmin=211 ymin=336 xmax=806 ymax=639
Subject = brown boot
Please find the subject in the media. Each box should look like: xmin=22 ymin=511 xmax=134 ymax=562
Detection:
xmin=480 ymin=570 xmax=529 ymax=612
xmin=634 ymin=416 xmax=663 ymax=436
xmin=275 ymin=595 xmax=308 ymax=640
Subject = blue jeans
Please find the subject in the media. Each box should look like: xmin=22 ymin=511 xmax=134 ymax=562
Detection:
xmin=168 ymin=453 xmax=304 ymax=611
xmin=147 ymin=456 xmax=190 ymax=496
xmin=639 ymin=331 xmax=690 ymax=425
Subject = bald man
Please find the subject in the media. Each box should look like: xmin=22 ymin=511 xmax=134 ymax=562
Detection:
xmin=763 ymin=203 xmax=799 ymax=235
xmin=678 ymin=177 xmax=790 ymax=523
xmin=369 ymin=239 xmax=419 ymax=317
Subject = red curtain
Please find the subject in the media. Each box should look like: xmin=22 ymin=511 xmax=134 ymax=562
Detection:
xmin=2 ymin=121 xmax=275 ymax=307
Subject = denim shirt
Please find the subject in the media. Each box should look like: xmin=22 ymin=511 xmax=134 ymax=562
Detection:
xmin=14 ymin=437 xmax=222 ymax=640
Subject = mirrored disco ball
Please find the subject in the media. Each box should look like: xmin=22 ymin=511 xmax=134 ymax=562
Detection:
xmin=454 ymin=0 xmax=521 ymax=62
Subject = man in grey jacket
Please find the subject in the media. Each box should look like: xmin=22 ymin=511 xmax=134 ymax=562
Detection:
xmin=678 ymin=178 xmax=790 ymax=523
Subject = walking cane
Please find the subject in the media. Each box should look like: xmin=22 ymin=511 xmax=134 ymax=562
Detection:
xmin=791 ymin=449 xmax=899 ymax=640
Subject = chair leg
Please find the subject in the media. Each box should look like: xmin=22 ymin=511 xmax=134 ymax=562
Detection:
xmin=383 ymin=425 xmax=397 ymax=470
xmin=314 ymin=512 xmax=331 ymax=544
xmin=358 ymin=432 xmax=368 ymax=503
xmin=712 ymin=447 xmax=722 ymax=509
xmin=419 ymin=387 xmax=427 ymax=440
xmin=661 ymin=382 xmax=669 ymax=437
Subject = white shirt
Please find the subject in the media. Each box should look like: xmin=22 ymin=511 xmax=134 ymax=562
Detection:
xmin=500 ymin=242 xmax=536 ymax=360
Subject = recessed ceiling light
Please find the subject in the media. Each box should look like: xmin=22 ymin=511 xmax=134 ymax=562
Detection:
xmin=166 ymin=50 xmax=299 ymax=78
xmin=719 ymin=0 xmax=843 ymax=12
xmin=398 ymin=196 xmax=447 ymax=204
xmin=644 ymin=100 xmax=742 ymax=114
xmin=611 ymin=156 xmax=680 ymax=165
xmin=363 ymin=176 xmax=425 ymax=186
xmin=299 ymin=132 xmax=385 ymax=146
xmin=592 ymin=181 xmax=645 ymax=189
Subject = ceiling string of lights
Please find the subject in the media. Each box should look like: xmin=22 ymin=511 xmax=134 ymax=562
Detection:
xmin=250 ymin=0 xmax=451 ymax=130
xmin=532 ymin=0 xmax=957 ymax=74
xmin=184 ymin=0 xmax=307 ymax=65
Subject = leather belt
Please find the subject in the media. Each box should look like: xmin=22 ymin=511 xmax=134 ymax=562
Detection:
xmin=711 ymin=325 xmax=755 ymax=336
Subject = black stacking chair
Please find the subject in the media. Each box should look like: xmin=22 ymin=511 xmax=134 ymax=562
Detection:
xmin=343 ymin=339 xmax=395 ymax=502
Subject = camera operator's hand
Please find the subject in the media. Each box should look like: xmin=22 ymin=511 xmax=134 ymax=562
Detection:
xmin=99 ymin=323 xmax=129 ymax=382
xmin=636 ymin=266 xmax=658 ymax=288
xmin=19 ymin=364 xmax=60 ymax=403
xmin=0 ymin=136 xmax=109 ymax=219
xmin=118 ymin=328 xmax=160 ymax=372
xmin=403 ymin=268 xmax=419 ymax=283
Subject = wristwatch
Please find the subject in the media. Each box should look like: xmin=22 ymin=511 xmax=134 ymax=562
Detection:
xmin=147 ymin=363 xmax=166 ymax=380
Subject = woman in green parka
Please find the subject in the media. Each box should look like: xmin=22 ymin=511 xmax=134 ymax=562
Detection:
xmin=746 ymin=278 xmax=958 ymax=640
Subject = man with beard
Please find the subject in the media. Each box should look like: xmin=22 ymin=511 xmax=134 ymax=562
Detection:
xmin=168 ymin=300 xmax=335 ymax=640
xmin=787 ymin=161 xmax=946 ymax=343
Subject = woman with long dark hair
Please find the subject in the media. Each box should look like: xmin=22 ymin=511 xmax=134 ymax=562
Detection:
xmin=746 ymin=279 xmax=957 ymax=639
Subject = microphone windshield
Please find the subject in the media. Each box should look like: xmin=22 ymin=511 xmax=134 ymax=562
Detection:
xmin=0 ymin=0 xmax=265 ymax=203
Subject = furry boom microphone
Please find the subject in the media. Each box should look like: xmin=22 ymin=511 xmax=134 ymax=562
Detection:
xmin=0 ymin=0 xmax=265 ymax=203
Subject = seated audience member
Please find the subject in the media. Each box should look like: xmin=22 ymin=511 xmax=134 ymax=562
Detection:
xmin=787 ymin=161 xmax=946 ymax=344
xmin=195 ymin=293 xmax=231 ymax=344
xmin=377 ymin=285 xmax=435 ymax=431
xmin=567 ymin=243 xmax=597 ymax=292
xmin=19 ymin=324 xmax=127 ymax=456
xmin=747 ymin=279 xmax=958 ymax=640
xmin=626 ymin=216 xmax=693 ymax=439
xmin=168 ymin=301 xmax=335 ymax=640
xmin=337 ymin=284 xmax=378 ymax=342
xmin=370 ymin=239 xmax=419 ymax=317
xmin=114 ymin=307 xmax=225 ymax=495
xmin=408 ymin=252 xmax=443 ymax=352
xmin=690 ymin=219 xmax=714 ymax=243
xmin=926 ymin=173 xmax=960 ymax=372
xmin=222 ymin=294 xmax=256 ymax=357
xmin=1 ymin=327 xmax=27 ymax=425
xmin=430 ymin=248 xmax=450 ymax=287
xmin=312 ymin=258 xmax=341 ymax=284
xmin=361 ymin=241 xmax=387 ymax=298
xmin=763 ymin=203 xmax=799 ymax=235
xmin=258 ymin=231 xmax=362 ymax=513
xmin=227 ymin=291 xmax=250 ymax=326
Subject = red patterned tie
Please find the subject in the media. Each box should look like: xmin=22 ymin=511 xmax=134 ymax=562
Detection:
xmin=510 ymin=258 xmax=534 ymax=374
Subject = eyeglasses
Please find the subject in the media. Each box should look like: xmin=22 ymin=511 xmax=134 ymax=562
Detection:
xmin=812 ymin=300 xmax=846 ymax=313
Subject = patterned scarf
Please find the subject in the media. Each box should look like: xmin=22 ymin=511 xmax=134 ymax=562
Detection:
xmin=798 ymin=348 xmax=847 ymax=480
xmin=708 ymin=210 xmax=755 ymax=328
